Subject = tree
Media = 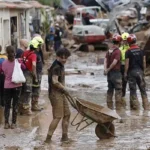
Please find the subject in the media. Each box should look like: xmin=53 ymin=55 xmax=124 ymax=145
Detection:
xmin=40 ymin=8 xmax=51 ymax=36
xmin=36 ymin=0 xmax=60 ymax=7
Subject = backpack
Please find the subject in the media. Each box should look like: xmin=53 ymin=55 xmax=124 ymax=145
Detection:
xmin=22 ymin=51 xmax=34 ymax=70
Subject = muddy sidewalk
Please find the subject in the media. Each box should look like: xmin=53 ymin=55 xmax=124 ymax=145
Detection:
xmin=1 ymin=51 xmax=150 ymax=150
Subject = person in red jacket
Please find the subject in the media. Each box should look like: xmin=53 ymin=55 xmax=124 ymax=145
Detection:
xmin=104 ymin=34 xmax=123 ymax=110
xmin=19 ymin=39 xmax=38 ymax=115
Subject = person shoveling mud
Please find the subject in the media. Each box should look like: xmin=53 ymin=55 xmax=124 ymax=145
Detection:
xmin=45 ymin=48 xmax=71 ymax=143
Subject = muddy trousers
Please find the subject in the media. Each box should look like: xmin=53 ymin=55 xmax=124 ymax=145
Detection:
xmin=32 ymin=72 xmax=42 ymax=110
xmin=128 ymin=69 xmax=149 ymax=110
xmin=3 ymin=87 xmax=21 ymax=124
xmin=47 ymin=93 xmax=71 ymax=137
xmin=107 ymin=71 xmax=123 ymax=110
xmin=121 ymin=65 xmax=127 ymax=97
xmin=19 ymin=70 xmax=33 ymax=113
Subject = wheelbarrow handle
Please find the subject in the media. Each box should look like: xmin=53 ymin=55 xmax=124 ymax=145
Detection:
xmin=65 ymin=94 xmax=78 ymax=109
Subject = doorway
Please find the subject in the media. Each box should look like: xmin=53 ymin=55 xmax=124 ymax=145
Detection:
xmin=3 ymin=20 xmax=10 ymax=47
xmin=10 ymin=16 xmax=18 ymax=49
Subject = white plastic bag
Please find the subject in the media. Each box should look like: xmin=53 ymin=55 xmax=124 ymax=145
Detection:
xmin=12 ymin=59 xmax=26 ymax=83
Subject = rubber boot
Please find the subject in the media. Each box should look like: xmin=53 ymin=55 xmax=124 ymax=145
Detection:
xmin=32 ymin=97 xmax=42 ymax=111
xmin=61 ymin=133 xmax=69 ymax=142
xmin=115 ymin=90 xmax=124 ymax=110
xmin=142 ymin=95 xmax=150 ymax=110
xmin=107 ymin=92 xmax=114 ymax=109
xmin=20 ymin=104 xmax=32 ymax=116
xmin=11 ymin=123 xmax=17 ymax=129
xmin=130 ymin=95 xmax=140 ymax=110
xmin=4 ymin=123 xmax=10 ymax=129
xmin=44 ymin=134 xmax=52 ymax=143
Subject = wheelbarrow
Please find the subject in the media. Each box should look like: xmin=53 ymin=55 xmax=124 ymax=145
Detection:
xmin=66 ymin=95 xmax=121 ymax=139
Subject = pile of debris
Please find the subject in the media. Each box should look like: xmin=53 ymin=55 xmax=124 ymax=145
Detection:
xmin=116 ymin=8 xmax=138 ymax=31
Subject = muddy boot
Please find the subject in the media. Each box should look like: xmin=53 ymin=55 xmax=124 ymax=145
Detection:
xmin=115 ymin=91 xmax=124 ymax=110
xmin=24 ymin=109 xmax=32 ymax=115
xmin=130 ymin=96 xmax=140 ymax=110
xmin=32 ymin=97 xmax=42 ymax=111
xmin=61 ymin=133 xmax=69 ymax=142
xmin=142 ymin=95 xmax=150 ymax=110
xmin=44 ymin=134 xmax=52 ymax=143
xmin=20 ymin=104 xmax=32 ymax=116
xmin=4 ymin=123 xmax=10 ymax=129
xmin=107 ymin=93 xmax=114 ymax=109
xmin=32 ymin=101 xmax=42 ymax=111
xmin=11 ymin=123 xmax=17 ymax=129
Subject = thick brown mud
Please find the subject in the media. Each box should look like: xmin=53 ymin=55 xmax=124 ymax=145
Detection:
xmin=1 ymin=51 xmax=150 ymax=150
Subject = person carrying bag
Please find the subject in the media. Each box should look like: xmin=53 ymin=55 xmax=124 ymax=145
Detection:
xmin=2 ymin=46 xmax=25 ymax=129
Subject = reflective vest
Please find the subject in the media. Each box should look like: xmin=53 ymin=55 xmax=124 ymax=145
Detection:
xmin=119 ymin=45 xmax=130 ymax=64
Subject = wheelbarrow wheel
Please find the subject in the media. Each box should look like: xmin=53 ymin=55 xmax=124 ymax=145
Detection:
xmin=95 ymin=122 xmax=115 ymax=139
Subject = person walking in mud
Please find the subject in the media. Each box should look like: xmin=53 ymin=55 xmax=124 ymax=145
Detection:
xmin=31 ymin=36 xmax=44 ymax=111
xmin=19 ymin=39 xmax=38 ymax=115
xmin=104 ymin=34 xmax=123 ymax=110
xmin=45 ymin=48 xmax=71 ymax=143
xmin=2 ymin=46 xmax=24 ymax=129
xmin=124 ymin=34 xmax=149 ymax=110
xmin=120 ymin=32 xmax=130 ymax=106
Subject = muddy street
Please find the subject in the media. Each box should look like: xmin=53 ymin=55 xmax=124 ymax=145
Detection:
xmin=1 ymin=51 xmax=150 ymax=150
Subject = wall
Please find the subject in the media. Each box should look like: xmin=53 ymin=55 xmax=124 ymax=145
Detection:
xmin=10 ymin=9 xmax=19 ymax=49
xmin=25 ymin=10 xmax=31 ymax=41
xmin=0 ymin=8 xmax=31 ymax=53
xmin=0 ymin=9 xmax=10 ymax=53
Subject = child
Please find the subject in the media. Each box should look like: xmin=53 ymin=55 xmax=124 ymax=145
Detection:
xmin=45 ymin=47 xmax=71 ymax=143
xmin=2 ymin=46 xmax=23 ymax=129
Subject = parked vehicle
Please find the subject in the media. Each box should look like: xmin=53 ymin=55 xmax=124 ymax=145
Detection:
xmin=73 ymin=6 xmax=110 ymax=51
